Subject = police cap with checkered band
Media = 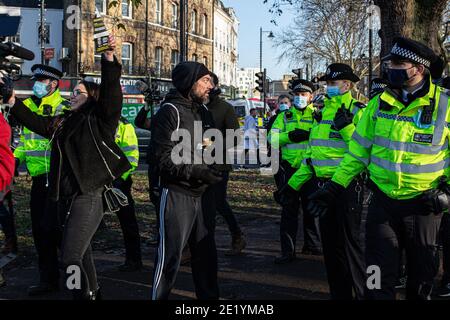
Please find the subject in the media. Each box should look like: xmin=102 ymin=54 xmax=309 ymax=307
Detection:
xmin=318 ymin=63 xmax=360 ymax=83
xmin=369 ymin=77 xmax=389 ymax=99
xmin=31 ymin=64 xmax=63 ymax=81
xmin=381 ymin=37 xmax=439 ymax=69
xmin=291 ymin=79 xmax=316 ymax=94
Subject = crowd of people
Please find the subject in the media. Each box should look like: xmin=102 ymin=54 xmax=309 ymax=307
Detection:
xmin=0 ymin=35 xmax=449 ymax=300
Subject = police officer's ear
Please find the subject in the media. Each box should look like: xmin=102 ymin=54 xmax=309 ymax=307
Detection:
xmin=344 ymin=80 xmax=353 ymax=92
xmin=50 ymin=79 xmax=58 ymax=90
xmin=415 ymin=64 xmax=426 ymax=76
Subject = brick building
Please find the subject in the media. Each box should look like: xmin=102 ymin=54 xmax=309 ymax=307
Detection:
xmin=63 ymin=0 xmax=214 ymax=93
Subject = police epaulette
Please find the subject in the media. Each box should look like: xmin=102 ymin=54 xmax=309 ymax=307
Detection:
xmin=285 ymin=111 xmax=293 ymax=119
xmin=61 ymin=100 xmax=71 ymax=107
xmin=120 ymin=116 xmax=130 ymax=124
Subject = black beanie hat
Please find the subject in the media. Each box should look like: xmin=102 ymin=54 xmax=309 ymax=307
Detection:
xmin=171 ymin=61 xmax=210 ymax=97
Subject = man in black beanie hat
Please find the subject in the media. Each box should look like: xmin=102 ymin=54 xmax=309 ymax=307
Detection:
xmin=150 ymin=61 xmax=222 ymax=300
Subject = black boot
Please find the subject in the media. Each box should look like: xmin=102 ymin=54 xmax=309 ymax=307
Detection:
xmin=274 ymin=252 xmax=295 ymax=264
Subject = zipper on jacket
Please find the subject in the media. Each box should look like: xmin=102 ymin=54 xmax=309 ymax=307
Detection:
xmin=102 ymin=141 xmax=121 ymax=159
xmin=87 ymin=114 xmax=116 ymax=180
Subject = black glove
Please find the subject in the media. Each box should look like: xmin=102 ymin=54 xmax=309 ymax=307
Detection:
xmin=191 ymin=165 xmax=223 ymax=184
xmin=333 ymin=104 xmax=354 ymax=130
xmin=307 ymin=180 xmax=345 ymax=218
xmin=313 ymin=110 xmax=322 ymax=123
xmin=274 ymin=184 xmax=299 ymax=206
xmin=288 ymin=128 xmax=310 ymax=143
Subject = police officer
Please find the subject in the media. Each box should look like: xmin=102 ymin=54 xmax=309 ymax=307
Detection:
xmin=314 ymin=37 xmax=448 ymax=300
xmin=270 ymin=95 xmax=292 ymax=191
xmin=287 ymin=64 xmax=367 ymax=299
xmin=113 ymin=117 xmax=142 ymax=271
xmin=13 ymin=65 xmax=69 ymax=296
xmin=270 ymin=79 xmax=322 ymax=264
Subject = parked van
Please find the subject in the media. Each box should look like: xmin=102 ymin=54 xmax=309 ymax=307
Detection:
xmin=227 ymin=98 xmax=270 ymax=128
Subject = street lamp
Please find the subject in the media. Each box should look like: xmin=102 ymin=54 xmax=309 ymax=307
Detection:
xmin=259 ymin=27 xmax=274 ymax=105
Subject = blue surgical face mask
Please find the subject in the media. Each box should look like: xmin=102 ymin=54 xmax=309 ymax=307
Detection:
xmin=326 ymin=86 xmax=341 ymax=98
xmin=279 ymin=103 xmax=289 ymax=112
xmin=33 ymin=81 xmax=50 ymax=98
xmin=293 ymin=96 xmax=308 ymax=109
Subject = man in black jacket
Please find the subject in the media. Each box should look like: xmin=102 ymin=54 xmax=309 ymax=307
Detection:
xmin=150 ymin=61 xmax=222 ymax=300
xmin=204 ymin=73 xmax=246 ymax=255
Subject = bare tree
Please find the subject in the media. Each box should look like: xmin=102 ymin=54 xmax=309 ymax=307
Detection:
xmin=273 ymin=0 xmax=379 ymax=97
xmin=266 ymin=0 xmax=449 ymax=58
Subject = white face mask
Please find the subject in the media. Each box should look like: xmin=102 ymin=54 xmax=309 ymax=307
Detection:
xmin=293 ymin=95 xmax=309 ymax=109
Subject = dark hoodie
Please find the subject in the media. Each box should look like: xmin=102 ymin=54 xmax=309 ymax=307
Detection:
xmin=150 ymin=62 xmax=215 ymax=196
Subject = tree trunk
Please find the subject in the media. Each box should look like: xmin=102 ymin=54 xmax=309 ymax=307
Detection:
xmin=374 ymin=0 xmax=447 ymax=57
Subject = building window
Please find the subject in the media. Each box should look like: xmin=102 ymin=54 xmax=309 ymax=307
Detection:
xmin=203 ymin=56 xmax=207 ymax=67
xmin=171 ymin=50 xmax=179 ymax=70
xmin=192 ymin=53 xmax=198 ymax=62
xmin=191 ymin=9 xmax=197 ymax=33
xmin=201 ymin=14 xmax=207 ymax=36
xmin=171 ymin=2 xmax=178 ymax=28
xmin=155 ymin=47 xmax=163 ymax=75
xmin=122 ymin=0 xmax=132 ymax=19
xmin=156 ymin=0 xmax=163 ymax=25
xmin=6 ymin=34 xmax=20 ymax=44
xmin=122 ymin=42 xmax=133 ymax=74
xmin=94 ymin=48 xmax=102 ymax=70
xmin=95 ymin=0 xmax=106 ymax=15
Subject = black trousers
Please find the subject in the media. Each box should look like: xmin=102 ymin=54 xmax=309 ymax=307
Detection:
xmin=279 ymin=163 xmax=322 ymax=255
xmin=60 ymin=189 xmax=104 ymax=298
xmin=0 ymin=192 xmax=15 ymax=241
xmin=211 ymin=171 xmax=241 ymax=235
xmin=30 ymin=175 xmax=60 ymax=285
xmin=365 ymin=187 xmax=442 ymax=300
xmin=114 ymin=177 xmax=142 ymax=263
xmin=442 ymin=213 xmax=450 ymax=285
xmin=152 ymin=187 xmax=219 ymax=300
xmin=148 ymin=164 xmax=160 ymax=230
xmin=312 ymin=178 xmax=366 ymax=300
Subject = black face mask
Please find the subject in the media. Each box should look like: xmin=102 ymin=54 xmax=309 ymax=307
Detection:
xmin=386 ymin=67 xmax=415 ymax=89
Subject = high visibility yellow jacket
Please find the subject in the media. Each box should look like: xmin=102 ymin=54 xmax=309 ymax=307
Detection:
xmin=268 ymin=105 xmax=314 ymax=169
xmin=288 ymin=91 xmax=366 ymax=190
xmin=14 ymin=89 xmax=69 ymax=177
xmin=332 ymin=79 xmax=450 ymax=200
xmin=115 ymin=119 xmax=139 ymax=180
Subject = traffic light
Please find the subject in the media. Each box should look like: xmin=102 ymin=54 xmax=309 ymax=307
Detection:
xmin=292 ymin=68 xmax=303 ymax=78
xmin=255 ymin=71 xmax=266 ymax=93
xmin=288 ymin=76 xmax=299 ymax=90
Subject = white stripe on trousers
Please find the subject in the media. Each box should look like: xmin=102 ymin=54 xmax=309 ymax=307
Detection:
xmin=152 ymin=188 xmax=168 ymax=300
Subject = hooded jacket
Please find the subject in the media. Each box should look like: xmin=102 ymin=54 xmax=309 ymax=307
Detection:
xmin=151 ymin=88 xmax=215 ymax=197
